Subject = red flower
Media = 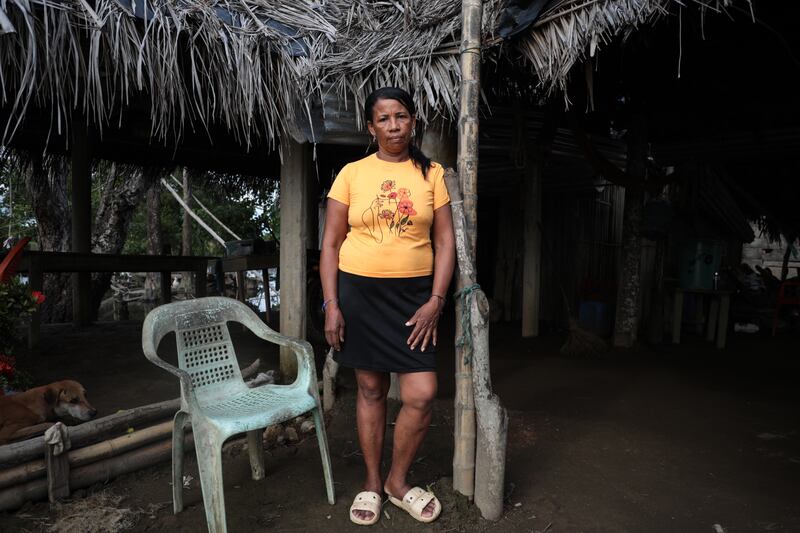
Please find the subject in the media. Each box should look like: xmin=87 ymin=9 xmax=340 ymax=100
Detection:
xmin=31 ymin=291 xmax=46 ymax=305
xmin=397 ymin=198 xmax=417 ymax=217
xmin=388 ymin=192 xmax=397 ymax=199
xmin=380 ymin=180 xmax=395 ymax=192
xmin=0 ymin=355 xmax=15 ymax=377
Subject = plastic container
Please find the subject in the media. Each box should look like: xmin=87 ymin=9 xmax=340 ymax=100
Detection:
xmin=679 ymin=240 xmax=723 ymax=290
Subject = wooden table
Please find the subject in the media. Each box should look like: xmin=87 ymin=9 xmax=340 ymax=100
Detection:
xmin=671 ymin=287 xmax=734 ymax=349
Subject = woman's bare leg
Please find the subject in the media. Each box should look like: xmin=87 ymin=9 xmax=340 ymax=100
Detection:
xmin=353 ymin=369 xmax=390 ymax=521
xmin=384 ymin=371 xmax=438 ymax=518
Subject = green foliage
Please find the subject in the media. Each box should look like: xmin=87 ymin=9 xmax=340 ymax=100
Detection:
xmin=124 ymin=173 xmax=280 ymax=255
xmin=0 ymin=157 xmax=37 ymax=244
xmin=0 ymin=276 xmax=42 ymax=356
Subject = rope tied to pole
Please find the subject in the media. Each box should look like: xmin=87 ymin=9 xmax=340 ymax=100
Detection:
xmin=454 ymin=283 xmax=481 ymax=365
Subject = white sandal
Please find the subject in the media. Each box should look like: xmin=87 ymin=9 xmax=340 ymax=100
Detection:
xmin=349 ymin=491 xmax=382 ymax=526
xmin=385 ymin=486 xmax=442 ymax=523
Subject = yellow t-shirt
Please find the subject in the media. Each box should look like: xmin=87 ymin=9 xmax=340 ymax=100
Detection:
xmin=327 ymin=153 xmax=450 ymax=278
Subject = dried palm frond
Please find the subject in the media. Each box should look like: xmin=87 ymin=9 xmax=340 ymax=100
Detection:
xmin=0 ymin=0 xmax=750 ymax=149
xmin=516 ymin=0 xmax=751 ymax=98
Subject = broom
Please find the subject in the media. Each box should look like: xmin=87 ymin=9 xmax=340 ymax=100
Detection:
xmin=538 ymin=223 xmax=607 ymax=356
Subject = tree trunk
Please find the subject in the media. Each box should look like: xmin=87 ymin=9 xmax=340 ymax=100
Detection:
xmin=781 ymin=234 xmax=797 ymax=282
xmin=613 ymin=115 xmax=647 ymax=348
xmin=446 ymin=170 xmax=507 ymax=521
xmin=453 ymin=0 xmax=482 ymax=502
xmin=25 ymin=157 xmax=72 ymax=323
xmin=144 ymin=180 xmax=163 ymax=309
xmin=89 ymin=166 xmax=152 ymax=319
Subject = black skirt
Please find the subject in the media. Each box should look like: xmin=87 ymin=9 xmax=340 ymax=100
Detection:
xmin=334 ymin=271 xmax=437 ymax=373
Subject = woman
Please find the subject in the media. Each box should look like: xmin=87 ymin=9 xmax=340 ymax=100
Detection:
xmin=320 ymin=87 xmax=455 ymax=526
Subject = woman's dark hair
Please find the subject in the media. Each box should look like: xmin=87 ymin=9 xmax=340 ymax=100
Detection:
xmin=365 ymin=87 xmax=432 ymax=179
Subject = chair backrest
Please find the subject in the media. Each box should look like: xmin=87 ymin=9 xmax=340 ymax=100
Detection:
xmin=173 ymin=305 xmax=245 ymax=400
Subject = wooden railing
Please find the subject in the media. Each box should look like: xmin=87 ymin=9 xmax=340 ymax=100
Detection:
xmin=14 ymin=251 xmax=216 ymax=348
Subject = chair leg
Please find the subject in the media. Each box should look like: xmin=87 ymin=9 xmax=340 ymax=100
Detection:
xmin=311 ymin=406 xmax=335 ymax=505
xmin=246 ymin=429 xmax=265 ymax=480
xmin=172 ymin=410 xmax=190 ymax=514
xmin=194 ymin=424 xmax=228 ymax=533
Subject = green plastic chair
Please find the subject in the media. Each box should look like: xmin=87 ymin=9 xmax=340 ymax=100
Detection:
xmin=142 ymin=297 xmax=335 ymax=533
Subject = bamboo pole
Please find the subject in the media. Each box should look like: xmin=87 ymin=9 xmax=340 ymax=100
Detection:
xmin=69 ymin=420 xmax=175 ymax=467
xmin=0 ymin=420 xmax=183 ymax=490
xmin=452 ymin=0 xmax=482 ymax=500
xmin=0 ymin=456 xmax=46 ymax=489
xmin=161 ymin=179 xmax=226 ymax=246
xmin=0 ymin=399 xmax=180 ymax=466
xmin=0 ymin=434 xmax=196 ymax=512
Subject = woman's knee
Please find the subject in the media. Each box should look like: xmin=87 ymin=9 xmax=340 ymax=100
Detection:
xmin=356 ymin=372 xmax=389 ymax=403
xmin=399 ymin=377 xmax=437 ymax=411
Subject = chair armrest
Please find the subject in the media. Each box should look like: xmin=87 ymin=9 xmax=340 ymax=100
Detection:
xmin=235 ymin=305 xmax=317 ymax=396
xmin=252 ymin=324 xmax=317 ymax=394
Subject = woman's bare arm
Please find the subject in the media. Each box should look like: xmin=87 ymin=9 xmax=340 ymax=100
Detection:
xmin=320 ymin=199 xmax=349 ymax=350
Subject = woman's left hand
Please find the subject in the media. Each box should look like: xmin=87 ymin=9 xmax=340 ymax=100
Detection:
xmin=405 ymin=297 xmax=444 ymax=352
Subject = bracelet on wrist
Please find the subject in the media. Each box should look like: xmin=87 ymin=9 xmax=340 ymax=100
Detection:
xmin=430 ymin=294 xmax=445 ymax=304
xmin=322 ymin=297 xmax=338 ymax=312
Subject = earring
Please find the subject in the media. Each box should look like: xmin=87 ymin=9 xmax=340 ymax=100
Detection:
xmin=411 ymin=130 xmax=416 ymax=138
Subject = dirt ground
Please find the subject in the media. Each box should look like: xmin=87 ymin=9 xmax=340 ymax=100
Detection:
xmin=1 ymin=314 xmax=799 ymax=533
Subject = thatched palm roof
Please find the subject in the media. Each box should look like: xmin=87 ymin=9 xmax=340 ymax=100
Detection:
xmin=0 ymin=0 xmax=748 ymax=148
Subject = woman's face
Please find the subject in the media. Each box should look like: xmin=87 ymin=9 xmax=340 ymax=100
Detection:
xmin=367 ymin=98 xmax=416 ymax=157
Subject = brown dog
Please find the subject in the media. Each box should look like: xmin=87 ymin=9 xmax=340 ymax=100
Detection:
xmin=0 ymin=380 xmax=98 ymax=444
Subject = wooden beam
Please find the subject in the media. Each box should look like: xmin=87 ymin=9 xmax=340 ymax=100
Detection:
xmin=17 ymin=251 xmax=216 ymax=273
xmin=71 ymin=122 xmax=92 ymax=326
xmin=279 ymin=140 xmax=311 ymax=381
xmin=521 ymin=150 xmax=543 ymax=337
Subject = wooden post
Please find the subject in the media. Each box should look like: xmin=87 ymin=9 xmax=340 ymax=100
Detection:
xmin=262 ymin=268 xmax=272 ymax=324
xmin=612 ymin=115 xmax=647 ymax=348
xmin=145 ymin=181 xmax=163 ymax=309
xmin=522 ymin=149 xmax=543 ymax=337
xmin=194 ymin=260 xmax=207 ymax=298
xmin=45 ymin=440 xmax=70 ymax=502
xmin=453 ymin=0 xmax=482 ymax=502
xmin=181 ymin=168 xmax=193 ymax=295
xmin=71 ymin=122 xmax=92 ymax=326
xmin=279 ymin=140 xmax=311 ymax=381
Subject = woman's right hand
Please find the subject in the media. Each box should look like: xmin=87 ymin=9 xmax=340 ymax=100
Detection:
xmin=324 ymin=303 xmax=346 ymax=351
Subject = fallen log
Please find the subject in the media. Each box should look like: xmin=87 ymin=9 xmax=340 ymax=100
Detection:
xmin=7 ymin=423 xmax=54 ymax=444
